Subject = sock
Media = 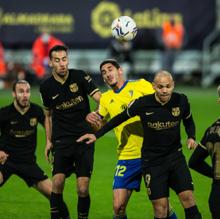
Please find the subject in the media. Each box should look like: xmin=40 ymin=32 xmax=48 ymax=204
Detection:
xmin=113 ymin=215 xmax=127 ymax=219
xmin=184 ymin=205 xmax=202 ymax=219
xmin=60 ymin=197 xmax=70 ymax=219
xmin=77 ymin=195 xmax=90 ymax=219
xmin=50 ymin=192 xmax=61 ymax=219
xmin=168 ymin=208 xmax=178 ymax=219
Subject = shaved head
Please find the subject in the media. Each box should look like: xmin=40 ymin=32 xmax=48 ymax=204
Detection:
xmin=153 ymin=70 xmax=173 ymax=84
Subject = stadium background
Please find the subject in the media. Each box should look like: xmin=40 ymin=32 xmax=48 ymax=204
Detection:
xmin=0 ymin=0 xmax=220 ymax=218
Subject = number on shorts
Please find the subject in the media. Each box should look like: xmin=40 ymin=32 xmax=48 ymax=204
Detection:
xmin=115 ymin=165 xmax=127 ymax=177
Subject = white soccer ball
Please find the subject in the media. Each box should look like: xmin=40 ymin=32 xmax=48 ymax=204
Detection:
xmin=111 ymin=16 xmax=138 ymax=41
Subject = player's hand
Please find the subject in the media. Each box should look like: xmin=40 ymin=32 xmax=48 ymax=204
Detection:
xmin=86 ymin=112 xmax=103 ymax=131
xmin=187 ymin=138 xmax=198 ymax=149
xmin=45 ymin=141 xmax=53 ymax=163
xmin=77 ymin=134 xmax=97 ymax=144
xmin=0 ymin=151 xmax=9 ymax=164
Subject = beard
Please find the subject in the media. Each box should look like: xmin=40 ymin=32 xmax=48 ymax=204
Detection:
xmin=15 ymin=97 xmax=29 ymax=109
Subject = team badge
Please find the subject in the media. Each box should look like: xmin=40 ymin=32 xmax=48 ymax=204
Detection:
xmin=69 ymin=83 xmax=78 ymax=92
xmin=30 ymin=118 xmax=37 ymax=126
xmin=84 ymin=75 xmax=92 ymax=82
xmin=172 ymin=107 xmax=180 ymax=117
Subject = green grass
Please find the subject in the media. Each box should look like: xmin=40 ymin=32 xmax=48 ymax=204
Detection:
xmin=0 ymin=86 xmax=218 ymax=218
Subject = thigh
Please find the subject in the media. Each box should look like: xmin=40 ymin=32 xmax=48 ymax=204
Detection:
xmin=53 ymin=147 xmax=75 ymax=177
xmin=143 ymin=164 xmax=169 ymax=200
xmin=113 ymin=158 xmax=142 ymax=192
xmin=209 ymin=183 xmax=220 ymax=219
xmin=75 ymin=142 xmax=94 ymax=178
xmin=0 ymin=162 xmax=13 ymax=186
xmin=169 ymin=155 xmax=193 ymax=194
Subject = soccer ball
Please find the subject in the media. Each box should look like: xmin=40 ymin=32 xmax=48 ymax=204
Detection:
xmin=111 ymin=16 xmax=137 ymax=41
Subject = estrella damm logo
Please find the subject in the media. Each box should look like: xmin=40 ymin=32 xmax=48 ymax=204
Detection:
xmin=69 ymin=83 xmax=78 ymax=93
xmin=172 ymin=107 xmax=180 ymax=117
xmin=91 ymin=2 xmax=121 ymax=38
xmin=30 ymin=118 xmax=37 ymax=126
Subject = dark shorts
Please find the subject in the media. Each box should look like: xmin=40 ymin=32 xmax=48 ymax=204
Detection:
xmin=142 ymin=151 xmax=193 ymax=200
xmin=52 ymin=141 xmax=94 ymax=178
xmin=113 ymin=158 xmax=142 ymax=191
xmin=0 ymin=160 xmax=48 ymax=187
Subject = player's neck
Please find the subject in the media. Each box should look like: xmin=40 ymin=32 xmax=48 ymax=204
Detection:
xmin=13 ymin=100 xmax=30 ymax=115
xmin=113 ymin=79 xmax=126 ymax=91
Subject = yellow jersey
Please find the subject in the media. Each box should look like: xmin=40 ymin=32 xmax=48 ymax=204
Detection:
xmin=99 ymin=79 xmax=155 ymax=160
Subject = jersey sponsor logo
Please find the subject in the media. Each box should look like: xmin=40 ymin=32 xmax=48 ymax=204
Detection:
xmin=146 ymin=112 xmax=154 ymax=115
xmin=147 ymin=121 xmax=179 ymax=130
xmin=69 ymin=83 xmax=78 ymax=92
xmin=52 ymin=94 xmax=60 ymax=99
xmin=10 ymin=120 xmax=18 ymax=125
xmin=172 ymin=107 xmax=180 ymax=117
xmin=56 ymin=96 xmax=84 ymax=110
xmin=30 ymin=118 xmax=37 ymax=126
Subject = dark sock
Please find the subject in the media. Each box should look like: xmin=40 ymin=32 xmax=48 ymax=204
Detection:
xmin=60 ymin=198 xmax=70 ymax=219
xmin=185 ymin=206 xmax=202 ymax=219
xmin=113 ymin=215 xmax=127 ymax=219
xmin=77 ymin=195 xmax=90 ymax=219
xmin=50 ymin=192 xmax=61 ymax=219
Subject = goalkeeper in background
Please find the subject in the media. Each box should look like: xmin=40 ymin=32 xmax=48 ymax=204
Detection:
xmin=86 ymin=59 xmax=178 ymax=219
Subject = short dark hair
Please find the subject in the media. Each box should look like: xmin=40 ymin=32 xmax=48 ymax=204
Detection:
xmin=49 ymin=45 xmax=68 ymax=59
xmin=99 ymin=59 xmax=120 ymax=71
xmin=12 ymin=80 xmax=30 ymax=91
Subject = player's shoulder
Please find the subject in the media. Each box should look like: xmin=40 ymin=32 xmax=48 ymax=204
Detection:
xmin=127 ymin=78 xmax=151 ymax=86
xmin=101 ymin=89 xmax=113 ymax=100
xmin=40 ymin=75 xmax=54 ymax=91
xmin=69 ymin=68 xmax=90 ymax=81
xmin=172 ymin=92 xmax=188 ymax=101
xmin=0 ymin=104 xmax=13 ymax=114
xmin=30 ymin=102 xmax=43 ymax=111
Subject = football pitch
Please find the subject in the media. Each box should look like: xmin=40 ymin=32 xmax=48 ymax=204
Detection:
xmin=0 ymin=85 xmax=219 ymax=219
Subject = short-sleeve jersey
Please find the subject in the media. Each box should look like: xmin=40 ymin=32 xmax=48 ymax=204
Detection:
xmin=200 ymin=119 xmax=220 ymax=180
xmin=127 ymin=92 xmax=192 ymax=162
xmin=0 ymin=103 xmax=44 ymax=163
xmin=99 ymin=79 xmax=154 ymax=160
xmin=40 ymin=69 xmax=99 ymax=143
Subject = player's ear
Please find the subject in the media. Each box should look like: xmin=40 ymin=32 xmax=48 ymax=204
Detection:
xmin=118 ymin=67 xmax=123 ymax=76
xmin=48 ymin=59 xmax=52 ymax=67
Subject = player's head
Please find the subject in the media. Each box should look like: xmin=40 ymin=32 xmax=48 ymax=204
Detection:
xmin=12 ymin=80 xmax=31 ymax=108
xmin=152 ymin=70 xmax=174 ymax=103
xmin=99 ymin=59 xmax=124 ymax=89
xmin=49 ymin=45 xmax=69 ymax=78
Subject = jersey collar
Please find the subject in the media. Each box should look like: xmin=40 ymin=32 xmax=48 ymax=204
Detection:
xmin=13 ymin=101 xmax=30 ymax=115
xmin=114 ymin=80 xmax=128 ymax=93
xmin=154 ymin=93 xmax=171 ymax=105
xmin=52 ymin=71 xmax=69 ymax=85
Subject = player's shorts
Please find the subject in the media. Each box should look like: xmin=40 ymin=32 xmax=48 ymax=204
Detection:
xmin=52 ymin=141 xmax=94 ymax=178
xmin=113 ymin=158 xmax=142 ymax=191
xmin=0 ymin=160 xmax=48 ymax=187
xmin=142 ymin=150 xmax=193 ymax=200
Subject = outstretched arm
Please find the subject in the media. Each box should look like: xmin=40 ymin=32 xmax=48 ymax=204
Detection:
xmin=77 ymin=109 xmax=130 ymax=144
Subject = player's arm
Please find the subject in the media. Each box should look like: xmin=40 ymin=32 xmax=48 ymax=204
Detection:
xmin=44 ymin=109 xmax=53 ymax=163
xmin=188 ymin=144 xmax=213 ymax=178
xmin=77 ymin=109 xmax=130 ymax=144
xmin=0 ymin=150 xmax=8 ymax=164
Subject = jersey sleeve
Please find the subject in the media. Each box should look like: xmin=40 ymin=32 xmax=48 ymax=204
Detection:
xmin=81 ymin=71 xmax=100 ymax=97
xmin=127 ymin=98 xmax=142 ymax=117
xmin=98 ymin=94 xmax=109 ymax=119
xmin=39 ymin=85 xmax=51 ymax=110
xmin=181 ymin=94 xmax=191 ymax=119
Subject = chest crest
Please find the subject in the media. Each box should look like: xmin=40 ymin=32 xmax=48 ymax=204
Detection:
xmin=30 ymin=118 xmax=37 ymax=126
xmin=172 ymin=107 xmax=180 ymax=117
xmin=69 ymin=83 xmax=78 ymax=93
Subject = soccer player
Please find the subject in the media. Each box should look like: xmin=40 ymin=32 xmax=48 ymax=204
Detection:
xmin=86 ymin=60 xmax=177 ymax=219
xmin=189 ymin=86 xmax=220 ymax=219
xmin=0 ymin=80 xmax=69 ymax=218
xmin=78 ymin=70 xmax=202 ymax=219
xmin=40 ymin=45 xmax=101 ymax=219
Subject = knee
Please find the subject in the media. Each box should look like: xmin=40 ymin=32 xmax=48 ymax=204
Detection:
xmin=113 ymin=202 xmax=126 ymax=215
xmin=152 ymin=200 xmax=168 ymax=218
xmin=52 ymin=175 xmax=65 ymax=193
xmin=179 ymin=191 xmax=196 ymax=208
xmin=77 ymin=185 xmax=89 ymax=197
